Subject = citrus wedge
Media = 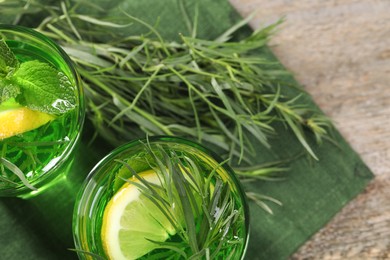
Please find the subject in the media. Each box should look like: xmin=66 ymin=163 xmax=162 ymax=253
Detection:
xmin=101 ymin=169 xmax=177 ymax=260
xmin=0 ymin=102 xmax=55 ymax=140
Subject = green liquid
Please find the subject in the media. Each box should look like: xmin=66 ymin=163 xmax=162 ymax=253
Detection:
xmin=75 ymin=141 xmax=249 ymax=259
xmin=0 ymin=41 xmax=80 ymax=196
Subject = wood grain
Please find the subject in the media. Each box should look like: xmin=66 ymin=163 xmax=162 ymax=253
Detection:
xmin=230 ymin=0 xmax=390 ymax=258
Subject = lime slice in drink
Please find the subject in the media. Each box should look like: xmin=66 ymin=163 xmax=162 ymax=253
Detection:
xmin=101 ymin=169 xmax=177 ymax=260
xmin=0 ymin=101 xmax=54 ymax=140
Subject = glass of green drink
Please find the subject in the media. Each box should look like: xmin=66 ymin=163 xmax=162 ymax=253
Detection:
xmin=0 ymin=25 xmax=84 ymax=198
xmin=73 ymin=136 xmax=249 ymax=259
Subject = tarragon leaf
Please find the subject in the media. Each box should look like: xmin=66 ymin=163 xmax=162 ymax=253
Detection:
xmin=0 ymin=39 xmax=19 ymax=77
xmin=0 ymin=157 xmax=37 ymax=191
xmin=14 ymin=60 xmax=76 ymax=115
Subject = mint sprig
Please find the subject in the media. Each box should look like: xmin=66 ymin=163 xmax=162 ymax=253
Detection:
xmin=0 ymin=39 xmax=75 ymax=115
xmin=14 ymin=61 xmax=76 ymax=114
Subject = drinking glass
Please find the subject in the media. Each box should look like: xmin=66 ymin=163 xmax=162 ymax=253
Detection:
xmin=73 ymin=136 xmax=249 ymax=259
xmin=0 ymin=25 xmax=84 ymax=198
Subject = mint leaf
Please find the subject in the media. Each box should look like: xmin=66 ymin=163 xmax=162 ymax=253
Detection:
xmin=0 ymin=40 xmax=20 ymax=104
xmin=14 ymin=60 xmax=76 ymax=115
xmin=0 ymin=40 xmax=76 ymax=115
xmin=0 ymin=39 xmax=19 ymax=78
xmin=0 ymin=79 xmax=20 ymax=103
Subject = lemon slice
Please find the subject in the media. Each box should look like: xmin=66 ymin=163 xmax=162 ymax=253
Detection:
xmin=101 ymin=169 xmax=177 ymax=260
xmin=0 ymin=102 xmax=55 ymax=140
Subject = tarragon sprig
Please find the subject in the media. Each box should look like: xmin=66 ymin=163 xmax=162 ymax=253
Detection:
xmin=22 ymin=3 xmax=332 ymax=164
xmin=0 ymin=1 xmax=334 ymax=195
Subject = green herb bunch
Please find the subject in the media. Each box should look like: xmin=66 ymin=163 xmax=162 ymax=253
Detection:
xmin=0 ymin=1 xmax=333 ymax=198
xmin=14 ymin=2 xmax=331 ymax=164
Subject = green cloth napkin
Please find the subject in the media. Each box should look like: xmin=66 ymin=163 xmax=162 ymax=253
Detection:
xmin=0 ymin=0 xmax=373 ymax=259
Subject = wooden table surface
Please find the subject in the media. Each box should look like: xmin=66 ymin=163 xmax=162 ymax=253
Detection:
xmin=230 ymin=0 xmax=390 ymax=259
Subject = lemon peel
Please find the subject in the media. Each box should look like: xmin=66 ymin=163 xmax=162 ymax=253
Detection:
xmin=0 ymin=106 xmax=55 ymax=140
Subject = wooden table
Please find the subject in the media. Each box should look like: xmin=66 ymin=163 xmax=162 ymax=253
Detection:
xmin=230 ymin=0 xmax=390 ymax=259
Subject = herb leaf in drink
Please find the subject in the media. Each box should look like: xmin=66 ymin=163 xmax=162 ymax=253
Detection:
xmin=0 ymin=39 xmax=19 ymax=77
xmin=0 ymin=81 xmax=20 ymax=103
xmin=14 ymin=60 xmax=76 ymax=114
xmin=100 ymin=141 xmax=248 ymax=259
xmin=0 ymin=39 xmax=76 ymax=115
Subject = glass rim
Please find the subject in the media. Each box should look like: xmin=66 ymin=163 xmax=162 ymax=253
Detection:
xmin=73 ymin=135 xmax=250 ymax=259
xmin=0 ymin=24 xmax=85 ymax=196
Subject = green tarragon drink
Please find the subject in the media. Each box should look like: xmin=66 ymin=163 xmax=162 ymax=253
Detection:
xmin=0 ymin=25 xmax=84 ymax=198
xmin=73 ymin=137 xmax=249 ymax=259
